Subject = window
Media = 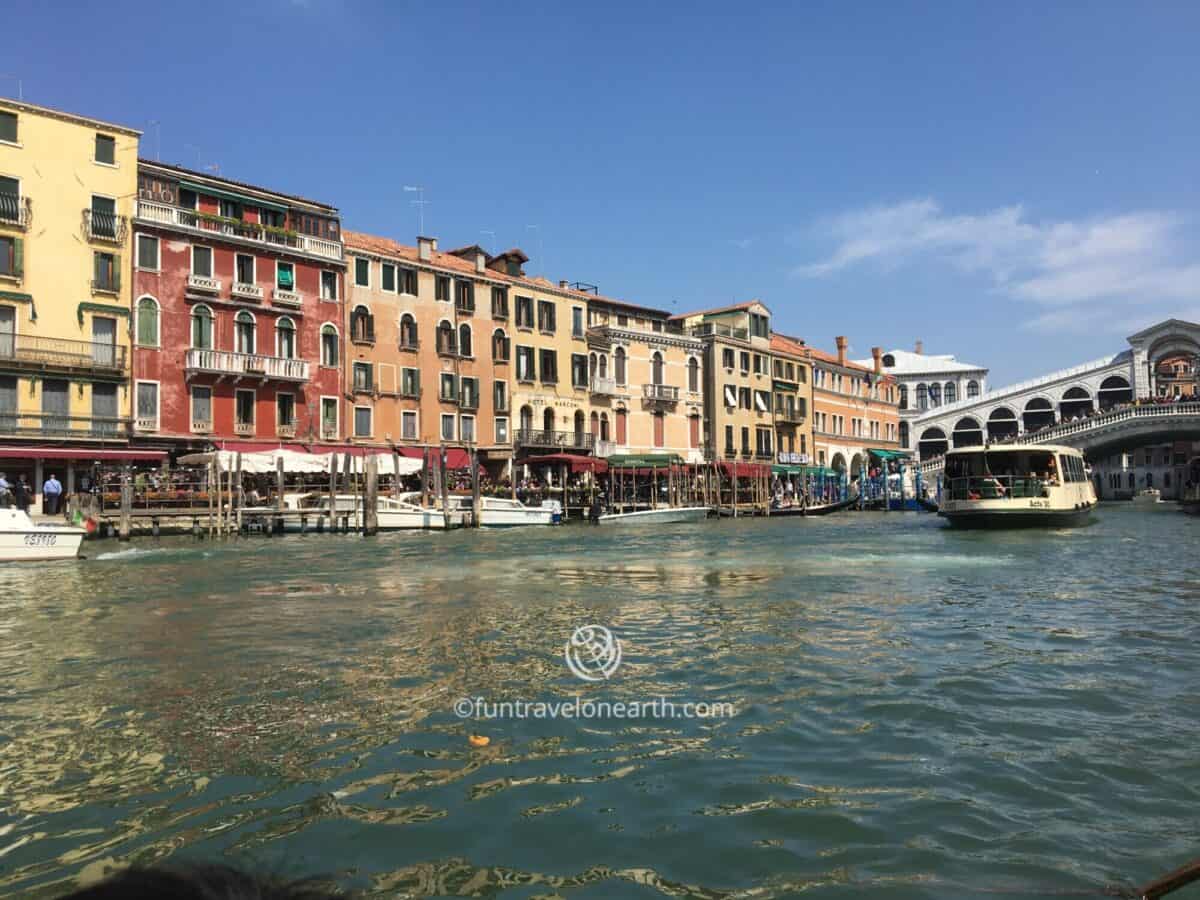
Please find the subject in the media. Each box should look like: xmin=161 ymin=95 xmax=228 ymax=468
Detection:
xmin=401 ymin=367 xmax=420 ymax=398
xmin=724 ymin=424 xmax=734 ymax=454
xmin=93 ymin=252 xmax=119 ymax=292
xmin=945 ymin=382 xmax=957 ymax=404
xmin=459 ymin=323 xmax=473 ymax=357
xmin=722 ymin=348 xmax=735 ymax=369
xmin=741 ymin=426 xmax=751 ymax=455
xmin=440 ymin=373 xmax=458 ymax=402
xmin=617 ymin=313 xmax=628 ymax=326
xmin=739 ymin=386 xmax=751 ymax=410
xmin=400 ymin=314 xmax=418 ymax=348
xmin=651 ymin=352 xmax=664 ymax=385
xmin=740 ymin=351 xmax=750 ymax=374
xmin=440 ymin=413 xmax=456 ymax=441
xmin=277 ymin=393 xmax=296 ymax=427
xmin=401 ymin=410 xmax=418 ymax=440
xmin=0 ymin=111 xmax=16 ymax=143
xmin=136 ymin=296 xmax=159 ymax=346
xmin=688 ymin=357 xmax=699 ymax=392
xmin=492 ymin=328 xmax=510 ymax=361
xmin=724 ymin=384 xmax=737 ymax=407
xmin=615 ymin=346 xmax=627 ymax=385
xmin=321 ymin=324 xmax=338 ymax=367
xmin=967 ymin=380 xmax=980 ymax=398
xmin=494 ymin=380 xmax=508 ymax=412
xmin=899 ymin=384 xmax=908 ymax=409
xmin=354 ymin=258 xmax=370 ymax=287
xmin=653 ymin=411 xmax=665 ymax=447
xmin=352 ymin=361 xmax=373 ymax=392
xmin=381 ymin=263 xmax=396 ymax=292
xmin=916 ymin=383 xmax=928 ymax=410
xmin=276 ymin=316 xmax=296 ymax=358
xmin=537 ymin=300 xmax=556 ymax=333
xmin=236 ymin=253 xmax=255 ymax=286
xmin=235 ymin=311 xmax=256 ymax=354
xmin=455 ymin=280 xmax=475 ymax=312
xmin=571 ymin=353 xmax=588 ymax=388
xmin=276 ymin=261 xmax=294 ymax=291
xmin=436 ymin=320 xmax=457 ymax=355
xmin=191 ymin=386 xmax=212 ymax=428
xmin=192 ymin=245 xmax=213 ymax=277
xmin=320 ymin=270 xmax=338 ymax=300
xmin=354 ymin=406 xmax=373 ymax=438
xmin=435 ymin=275 xmax=450 ymax=302
xmin=399 ymin=267 xmax=417 ymax=294
xmin=572 ymin=307 xmax=584 ymax=338
xmin=495 ymin=417 xmax=509 ymax=444
xmin=460 ymin=415 xmax=476 ymax=443
xmin=191 ymin=304 xmax=213 ymax=349
xmin=461 ymin=377 xmax=479 ymax=409
xmin=321 ymin=397 xmax=338 ymax=438
xmin=753 ymin=354 xmax=765 ymax=375
xmin=350 ymin=306 xmax=375 ymax=343
xmin=754 ymin=390 xmax=770 ymax=413
xmin=492 ymin=287 xmax=509 ymax=318
xmin=236 ymin=389 xmax=255 ymax=427
xmin=539 ymin=348 xmax=558 ymax=383
xmin=516 ymin=346 xmax=535 ymax=381
xmin=136 ymin=234 xmax=159 ymax=270
xmin=218 ymin=198 xmax=241 ymax=220
xmin=515 ymin=295 xmax=534 ymax=328
xmin=90 ymin=195 xmax=117 ymax=239
xmin=749 ymin=313 xmax=770 ymax=338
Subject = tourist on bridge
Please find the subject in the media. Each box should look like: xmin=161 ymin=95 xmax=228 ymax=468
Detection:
xmin=42 ymin=472 xmax=63 ymax=516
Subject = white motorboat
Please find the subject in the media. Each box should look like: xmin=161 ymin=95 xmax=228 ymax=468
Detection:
xmin=596 ymin=506 xmax=710 ymax=525
xmin=448 ymin=495 xmax=562 ymax=526
xmin=246 ymin=493 xmax=467 ymax=530
xmin=1132 ymin=488 xmax=1163 ymax=506
xmin=0 ymin=508 xmax=86 ymax=562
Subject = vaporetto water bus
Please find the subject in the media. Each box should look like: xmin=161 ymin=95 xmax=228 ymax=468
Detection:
xmin=939 ymin=443 xmax=1097 ymax=527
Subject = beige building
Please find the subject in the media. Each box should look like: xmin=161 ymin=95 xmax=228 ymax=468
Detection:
xmin=586 ymin=296 xmax=704 ymax=459
xmin=769 ymin=333 xmax=814 ymax=463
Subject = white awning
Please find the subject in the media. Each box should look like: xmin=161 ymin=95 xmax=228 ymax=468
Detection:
xmin=175 ymin=449 xmax=422 ymax=476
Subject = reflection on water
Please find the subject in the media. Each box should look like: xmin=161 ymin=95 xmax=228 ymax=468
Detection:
xmin=1 ymin=508 xmax=1199 ymax=898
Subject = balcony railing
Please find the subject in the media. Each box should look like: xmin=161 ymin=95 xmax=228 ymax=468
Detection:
xmin=0 ymin=334 xmax=126 ymax=373
xmin=590 ymin=375 xmax=617 ymax=395
xmin=277 ymin=423 xmax=297 ymax=438
xmin=135 ymin=200 xmax=343 ymax=262
xmin=82 ymin=208 xmax=128 ymax=244
xmin=0 ymin=413 xmax=130 ymax=439
xmin=188 ymin=274 xmax=221 ymax=293
xmin=691 ymin=322 xmax=748 ymax=341
xmin=321 ymin=423 xmax=338 ymax=440
xmin=643 ymin=384 xmax=680 ymax=403
xmin=234 ymin=422 xmax=255 ymax=435
xmin=272 ymin=288 xmax=302 ymax=307
xmin=774 ymin=404 xmax=806 ymax=424
xmin=595 ymin=439 xmax=617 ymax=458
xmin=134 ymin=416 xmax=158 ymax=433
xmin=515 ymin=428 xmax=596 ymax=451
xmin=185 ymin=348 xmax=310 ymax=382
xmin=192 ymin=420 xmax=213 ymax=434
xmin=231 ymin=282 xmax=263 ymax=301
xmin=0 ymin=194 xmax=31 ymax=229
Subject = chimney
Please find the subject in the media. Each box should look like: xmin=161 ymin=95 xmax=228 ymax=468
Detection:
xmin=475 ymin=250 xmax=486 ymax=274
xmin=417 ymin=235 xmax=436 ymax=262
xmin=871 ymin=346 xmax=882 ymax=374
xmin=914 ymin=339 xmax=923 ymax=355
xmin=836 ymin=335 xmax=847 ymax=367
xmin=559 ymin=280 xmax=569 ymax=290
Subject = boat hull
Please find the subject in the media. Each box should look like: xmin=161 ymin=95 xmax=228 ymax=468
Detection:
xmin=0 ymin=525 xmax=86 ymax=562
xmin=939 ymin=503 xmax=1096 ymax=528
xmin=597 ymin=507 xmax=709 ymax=525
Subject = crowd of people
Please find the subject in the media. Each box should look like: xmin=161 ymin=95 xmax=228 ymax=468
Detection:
xmin=0 ymin=471 xmax=63 ymax=515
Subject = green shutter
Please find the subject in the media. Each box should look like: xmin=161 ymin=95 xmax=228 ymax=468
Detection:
xmin=12 ymin=237 xmax=22 ymax=278
xmin=114 ymin=254 xmax=121 ymax=293
xmin=93 ymin=251 xmax=101 ymax=284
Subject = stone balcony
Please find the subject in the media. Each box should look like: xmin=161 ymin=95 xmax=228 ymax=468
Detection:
xmin=185 ymin=348 xmax=310 ymax=383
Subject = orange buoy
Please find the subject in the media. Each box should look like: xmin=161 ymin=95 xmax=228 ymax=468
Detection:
xmin=468 ymin=734 xmax=490 ymax=748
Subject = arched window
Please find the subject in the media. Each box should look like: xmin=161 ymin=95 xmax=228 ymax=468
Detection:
xmin=543 ymin=407 xmax=555 ymax=433
xmin=400 ymin=314 xmax=418 ymax=348
xmin=519 ymin=404 xmax=533 ymax=433
xmin=136 ymin=296 xmax=159 ymax=347
xmin=276 ymin=316 xmax=296 ymax=359
xmin=235 ymin=311 xmax=256 ymax=355
xmin=600 ymin=413 xmax=609 ymax=441
xmin=321 ymin=324 xmax=338 ymax=367
xmin=350 ymin=305 xmax=374 ymax=343
xmin=898 ymin=384 xmax=908 ymax=409
xmin=967 ymin=380 xmax=980 ymax=398
xmin=589 ymin=411 xmax=599 ymax=437
xmin=589 ymin=352 xmax=598 ymax=378
xmin=944 ymin=382 xmax=956 ymax=404
xmin=898 ymin=421 xmax=909 ymax=448
xmin=688 ymin=357 xmax=699 ymax=393
xmin=615 ymin=346 xmax=627 ymax=385
xmin=492 ymin=328 xmax=508 ymax=361
xmin=576 ymin=410 xmax=587 ymax=439
xmin=459 ymin=322 xmax=473 ymax=358
xmin=916 ymin=382 xmax=928 ymax=410
xmin=599 ymin=355 xmax=607 ymax=378
xmin=929 ymin=382 xmax=941 ymax=406
xmin=190 ymin=304 xmax=213 ymax=350
xmin=436 ymin=320 xmax=456 ymax=355
xmin=651 ymin=351 xmax=664 ymax=385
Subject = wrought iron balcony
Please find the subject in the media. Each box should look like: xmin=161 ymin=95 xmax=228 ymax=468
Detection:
xmin=774 ymin=404 xmax=807 ymax=424
xmin=514 ymin=428 xmax=595 ymax=451
xmin=185 ymin=348 xmax=310 ymax=382
xmin=82 ymin=208 xmax=128 ymax=244
xmin=0 ymin=333 xmax=126 ymax=374
xmin=590 ymin=375 xmax=618 ymax=395
xmin=643 ymin=383 xmax=680 ymax=404
xmin=0 ymin=194 xmax=31 ymax=229
xmin=0 ymin=412 xmax=130 ymax=439
xmin=135 ymin=200 xmax=343 ymax=262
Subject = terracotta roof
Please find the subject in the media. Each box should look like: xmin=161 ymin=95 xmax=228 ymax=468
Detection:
xmin=808 ymin=345 xmax=894 ymax=383
xmin=770 ymin=333 xmax=810 ymax=358
xmin=670 ymin=300 xmax=770 ymax=320
xmin=138 ymin=159 xmax=339 ymax=213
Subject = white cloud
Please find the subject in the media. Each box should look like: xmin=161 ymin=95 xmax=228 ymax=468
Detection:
xmin=793 ymin=199 xmax=1200 ymax=331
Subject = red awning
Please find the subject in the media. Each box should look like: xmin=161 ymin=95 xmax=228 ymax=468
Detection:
xmin=0 ymin=446 xmax=168 ymax=461
xmin=516 ymin=453 xmax=607 ymax=474
xmin=718 ymin=461 xmax=771 ymax=477
xmin=394 ymin=446 xmax=476 ymax=470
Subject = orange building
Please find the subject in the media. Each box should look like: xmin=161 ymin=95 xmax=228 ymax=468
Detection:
xmin=810 ymin=336 xmax=902 ymax=479
xmin=768 ymin=333 xmax=813 ymax=463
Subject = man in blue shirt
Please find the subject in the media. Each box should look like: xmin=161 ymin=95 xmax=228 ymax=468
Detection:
xmin=43 ymin=472 xmax=63 ymax=516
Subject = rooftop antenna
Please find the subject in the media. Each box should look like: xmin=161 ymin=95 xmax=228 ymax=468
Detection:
xmin=0 ymin=74 xmax=22 ymax=101
xmin=526 ymin=224 xmax=543 ymax=277
xmin=205 ymin=162 xmax=220 ymax=176
xmin=404 ymin=185 xmax=428 ymax=235
xmin=146 ymin=119 xmax=161 ymax=162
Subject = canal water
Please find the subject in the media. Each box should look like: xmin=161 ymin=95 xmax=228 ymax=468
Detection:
xmin=1 ymin=506 xmax=1198 ymax=899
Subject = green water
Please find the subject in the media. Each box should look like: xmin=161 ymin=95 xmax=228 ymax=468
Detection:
xmin=1 ymin=506 xmax=1199 ymax=898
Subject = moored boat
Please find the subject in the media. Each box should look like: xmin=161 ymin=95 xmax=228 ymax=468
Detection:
xmin=448 ymin=495 xmax=562 ymax=526
xmin=938 ymin=443 xmax=1097 ymax=528
xmin=596 ymin=506 xmax=709 ymax=525
xmin=1132 ymin=488 xmax=1163 ymax=506
xmin=0 ymin=508 xmax=87 ymax=562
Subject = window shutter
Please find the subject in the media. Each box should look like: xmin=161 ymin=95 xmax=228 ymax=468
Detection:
xmin=366 ymin=314 xmax=376 ymax=342
xmin=13 ymin=237 xmax=22 ymax=278
xmin=93 ymin=251 xmax=101 ymax=284
xmin=114 ymin=255 xmax=121 ymax=292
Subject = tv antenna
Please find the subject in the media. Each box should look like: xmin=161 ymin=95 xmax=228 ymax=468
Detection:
xmin=404 ymin=185 xmax=429 ymax=235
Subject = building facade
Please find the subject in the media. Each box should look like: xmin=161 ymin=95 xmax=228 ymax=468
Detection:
xmin=586 ymin=296 xmax=704 ymax=459
xmin=811 ymin=337 xmax=902 ymax=476
xmin=673 ymin=302 xmax=776 ymax=462
xmin=131 ymin=161 xmax=345 ymax=448
xmin=342 ymin=233 xmax=509 ymax=467
xmin=768 ymin=333 xmax=813 ymax=463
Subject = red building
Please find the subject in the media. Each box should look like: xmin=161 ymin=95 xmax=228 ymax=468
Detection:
xmin=131 ymin=162 xmax=345 ymax=450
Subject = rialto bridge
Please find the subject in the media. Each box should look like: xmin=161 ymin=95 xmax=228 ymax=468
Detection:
xmin=909 ymin=319 xmax=1200 ymax=464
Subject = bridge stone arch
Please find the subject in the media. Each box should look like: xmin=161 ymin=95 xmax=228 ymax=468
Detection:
xmin=918 ymin=426 xmax=948 ymax=458
xmin=987 ymin=406 xmax=1018 ymax=441
xmin=1059 ymin=385 xmax=1093 ymax=420
xmin=952 ymin=416 xmax=984 ymax=447
xmin=1022 ymin=395 xmax=1056 ymax=431
xmin=1098 ymin=374 xmax=1132 ymax=409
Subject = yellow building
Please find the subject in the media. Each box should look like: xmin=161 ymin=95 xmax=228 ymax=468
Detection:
xmin=769 ymin=333 xmax=814 ymax=463
xmin=586 ymin=296 xmax=705 ymax=459
xmin=0 ymin=99 xmax=140 ymax=484
xmin=672 ymin=301 xmax=776 ymax=462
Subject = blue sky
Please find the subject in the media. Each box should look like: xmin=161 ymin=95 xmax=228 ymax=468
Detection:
xmin=9 ymin=1 xmax=1199 ymax=384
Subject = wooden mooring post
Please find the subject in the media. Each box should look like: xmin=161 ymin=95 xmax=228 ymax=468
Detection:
xmin=363 ymin=453 xmax=378 ymax=536
xmin=470 ymin=448 xmax=481 ymax=528
xmin=274 ymin=456 xmax=285 ymax=535
xmin=438 ymin=445 xmax=450 ymax=529
xmin=118 ymin=463 xmax=132 ymax=541
xmin=326 ymin=451 xmax=338 ymax=534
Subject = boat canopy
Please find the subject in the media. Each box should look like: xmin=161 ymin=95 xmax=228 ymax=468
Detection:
xmin=176 ymin=449 xmax=423 ymax=476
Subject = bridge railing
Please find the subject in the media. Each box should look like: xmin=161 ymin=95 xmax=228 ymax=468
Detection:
xmin=917 ymin=401 xmax=1200 ymax=473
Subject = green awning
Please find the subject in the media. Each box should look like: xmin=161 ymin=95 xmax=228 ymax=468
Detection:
xmin=772 ymin=464 xmax=839 ymax=477
xmin=78 ymin=301 xmax=130 ymax=325
xmin=179 ymin=180 xmax=288 ymax=214
xmin=772 ymin=379 xmax=798 ymax=390
xmin=277 ymin=266 xmax=295 ymax=289
xmin=0 ymin=290 xmax=35 ymax=320
xmin=868 ymin=448 xmax=911 ymax=461
xmin=606 ymin=453 xmax=684 ymax=469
